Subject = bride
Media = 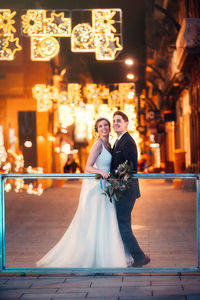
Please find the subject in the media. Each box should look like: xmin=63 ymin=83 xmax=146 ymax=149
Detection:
xmin=37 ymin=118 xmax=131 ymax=268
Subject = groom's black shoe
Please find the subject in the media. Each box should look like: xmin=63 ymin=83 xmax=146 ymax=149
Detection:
xmin=132 ymin=255 xmax=150 ymax=267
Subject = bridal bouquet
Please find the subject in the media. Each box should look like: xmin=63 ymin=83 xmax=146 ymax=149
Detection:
xmin=96 ymin=160 xmax=135 ymax=202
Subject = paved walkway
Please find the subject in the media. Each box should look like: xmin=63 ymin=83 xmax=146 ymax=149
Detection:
xmin=0 ymin=273 xmax=200 ymax=299
xmin=1 ymin=178 xmax=200 ymax=299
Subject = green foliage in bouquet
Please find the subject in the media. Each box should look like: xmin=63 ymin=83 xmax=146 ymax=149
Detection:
xmin=96 ymin=160 xmax=135 ymax=202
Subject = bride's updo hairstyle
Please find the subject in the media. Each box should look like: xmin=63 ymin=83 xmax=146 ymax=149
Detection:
xmin=94 ymin=118 xmax=111 ymax=133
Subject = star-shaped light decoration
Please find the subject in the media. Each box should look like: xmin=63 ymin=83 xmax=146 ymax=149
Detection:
xmin=51 ymin=12 xmax=65 ymax=26
xmin=46 ymin=12 xmax=71 ymax=36
xmin=0 ymin=9 xmax=16 ymax=35
xmin=0 ymin=37 xmax=10 ymax=60
xmin=106 ymin=36 xmax=122 ymax=58
xmin=96 ymin=36 xmax=122 ymax=60
xmin=3 ymin=35 xmax=22 ymax=60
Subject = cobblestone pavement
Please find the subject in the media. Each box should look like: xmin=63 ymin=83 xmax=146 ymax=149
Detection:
xmin=1 ymin=178 xmax=199 ymax=299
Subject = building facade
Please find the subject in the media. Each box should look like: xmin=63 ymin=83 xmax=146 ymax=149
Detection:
xmin=145 ymin=0 xmax=200 ymax=173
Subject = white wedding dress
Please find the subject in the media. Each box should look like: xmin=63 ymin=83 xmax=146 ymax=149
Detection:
xmin=37 ymin=143 xmax=131 ymax=268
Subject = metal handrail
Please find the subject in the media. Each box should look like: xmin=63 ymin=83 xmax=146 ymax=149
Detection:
xmin=2 ymin=173 xmax=200 ymax=179
xmin=0 ymin=173 xmax=200 ymax=274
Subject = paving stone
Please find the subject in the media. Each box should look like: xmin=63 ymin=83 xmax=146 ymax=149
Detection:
xmin=0 ymin=281 xmax=33 ymax=288
xmin=121 ymin=280 xmax=151 ymax=287
xmin=16 ymin=288 xmax=58 ymax=294
xmin=152 ymin=285 xmax=185 ymax=296
xmin=120 ymin=286 xmax=152 ymax=297
xmin=21 ymin=294 xmax=86 ymax=299
xmin=186 ymin=295 xmax=200 ymax=300
xmin=20 ymin=296 xmax=52 ymax=300
xmin=32 ymin=280 xmax=91 ymax=288
xmin=85 ymin=298 xmax=118 ymax=300
xmin=91 ymin=277 xmax=122 ymax=287
xmin=85 ymin=287 xmax=120 ymax=297
xmin=123 ymin=275 xmax=151 ymax=282
xmin=181 ymin=276 xmax=200 ymax=284
xmin=119 ymin=296 xmax=185 ymax=300
xmin=151 ymin=276 xmax=182 ymax=286
xmin=183 ymin=285 xmax=200 ymax=294
xmin=0 ymin=291 xmax=23 ymax=299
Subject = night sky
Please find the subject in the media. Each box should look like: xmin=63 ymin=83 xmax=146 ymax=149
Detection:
xmin=2 ymin=0 xmax=146 ymax=94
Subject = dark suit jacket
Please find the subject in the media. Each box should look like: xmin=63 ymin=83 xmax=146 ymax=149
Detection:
xmin=111 ymin=132 xmax=140 ymax=199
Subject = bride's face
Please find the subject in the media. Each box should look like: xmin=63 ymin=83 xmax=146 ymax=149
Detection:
xmin=97 ymin=120 xmax=110 ymax=139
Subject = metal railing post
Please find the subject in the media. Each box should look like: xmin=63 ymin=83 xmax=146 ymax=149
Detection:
xmin=0 ymin=175 xmax=3 ymax=271
xmin=197 ymin=175 xmax=200 ymax=269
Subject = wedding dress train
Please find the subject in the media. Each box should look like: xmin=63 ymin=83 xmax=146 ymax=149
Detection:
xmin=37 ymin=143 xmax=131 ymax=268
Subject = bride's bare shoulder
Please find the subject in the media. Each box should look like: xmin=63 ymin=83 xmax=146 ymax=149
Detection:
xmin=90 ymin=139 xmax=102 ymax=153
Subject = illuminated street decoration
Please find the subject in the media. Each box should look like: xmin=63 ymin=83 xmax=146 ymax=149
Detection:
xmin=74 ymin=105 xmax=89 ymax=142
xmin=108 ymin=89 xmax=119 ymax=107
xmin=31 ymin=36 xmax=60 ymax=61
xmin=33 ymin=82 xmax=135 ymax=112
xmin=85 ymin=104 xmax=95 ymax=140
xmin=1 ymin=8 xmax=122 ymax=60
xmin=124 ymin=103 xmax=141 ymax=154
xmin=58 ymin=105 xmax=74 ymax=127
xmin=32 ymin=82 xmax=140 ymax=148
xmin=21 ymin=10 xmax=71 ymax=37
xmin=32 ymin=84 xmax=59 ymax=111
xmin=58 ymin=91 xmax=68 ymax=105
xmin=71 ymin=9 xmax=122 ymax=60
xmin=83 ymin=84 xmax=98 ymax=103
xmin=0 ymin=9 xmax=22 ymax=60
xmin=119 ymin=83 xmax=135 ymax=108
xmin=93 ymin=9 xmax=117 ymax=35
xmin=0 ymin=9 xmax=16 ymax=34
xmin=67 ymin=83 xmax=82 ymax=105
xmin=21 ymin=9 xmax=71 ymax=60
xmin=98 ymin=84 xmax=110 ymax=99
xmin=0 ymin=144 xmax=43 ymax=195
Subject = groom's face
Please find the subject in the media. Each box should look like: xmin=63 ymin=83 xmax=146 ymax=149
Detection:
xmin=113 ymin=115 xmax=128 ymax=136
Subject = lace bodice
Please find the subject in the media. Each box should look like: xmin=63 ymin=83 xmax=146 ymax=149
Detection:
xmin=95 ymin=143 xmax=112 ymax=172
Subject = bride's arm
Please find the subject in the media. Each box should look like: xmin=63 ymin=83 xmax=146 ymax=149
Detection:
xmin=85 ymin=140 xmax=110 ymax=179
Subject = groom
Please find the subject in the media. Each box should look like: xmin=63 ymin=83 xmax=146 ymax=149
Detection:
xmin=111 ymin=111 xmax=150 ymax=267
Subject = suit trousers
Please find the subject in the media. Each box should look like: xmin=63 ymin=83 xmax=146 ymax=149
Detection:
xmin=115 ymin=188 xmax=145 ymax=262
